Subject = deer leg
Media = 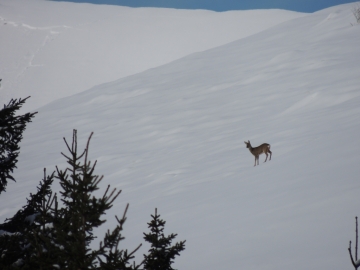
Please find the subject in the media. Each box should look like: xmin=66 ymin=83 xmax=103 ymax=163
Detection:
xmin=264 ymin=153 xmax=268 ymax=162
xmin=268 ymin=150 xmax=272 ymax=160
xmin=254 ymin=156 xmax=257 ymax=166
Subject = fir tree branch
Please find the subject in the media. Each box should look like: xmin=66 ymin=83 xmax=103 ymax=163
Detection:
xmin=84 ymin=131 xmax=94 ymax=167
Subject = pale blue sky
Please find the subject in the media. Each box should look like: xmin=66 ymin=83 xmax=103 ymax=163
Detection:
xmin=50 ymin=0 xmax=355 ymax=12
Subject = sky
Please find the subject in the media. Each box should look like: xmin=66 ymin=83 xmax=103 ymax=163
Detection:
xmin=50 ymin=0 xmax=356 ymax=12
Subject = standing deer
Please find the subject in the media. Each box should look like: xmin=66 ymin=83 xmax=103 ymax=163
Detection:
xmin=244 ymin=140 xmax=272 ymax=166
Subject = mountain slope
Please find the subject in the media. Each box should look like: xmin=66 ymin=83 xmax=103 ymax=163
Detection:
xmin=0 ymin=0 xmax=304 ymax=111
xmin=1 ymin=2 xmax=360 ymax=270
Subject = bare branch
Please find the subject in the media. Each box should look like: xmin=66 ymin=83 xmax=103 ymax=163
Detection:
xmin=356 ymin=216 xmax=358 ymax=261
xmin=349 ymin=241 xmax=357 ymax=268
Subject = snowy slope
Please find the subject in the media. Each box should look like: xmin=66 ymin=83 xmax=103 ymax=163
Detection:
xmin=0 ymin=0 xmax=304 ymax=111
xmin=2 ymin=2 xmax=360 ymax=270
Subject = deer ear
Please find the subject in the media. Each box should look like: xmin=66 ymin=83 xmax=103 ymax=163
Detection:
xmin=244 ymin=141 xmax=247 ymax=144
xmin=248 ymin=140 xmax=250 ymax=143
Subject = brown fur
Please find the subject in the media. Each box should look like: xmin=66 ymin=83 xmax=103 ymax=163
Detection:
xmin=244 ymin=140 xmax=272 ymax=166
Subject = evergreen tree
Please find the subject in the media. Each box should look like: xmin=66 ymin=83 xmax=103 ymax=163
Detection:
xmin=0 ymin=96 xmax=37 ymax=193
xmin=0 ymin=169 xmax=55 ymax=268
xmin=143 ymin=208 xmax=185 ymax=270
xmin=0 ymin=130 xmax=142 ymax=269
xmin=25 ymin=130 xmax=142 ymax=269
xmin=0 ymin=96 xmax=41 ymax=268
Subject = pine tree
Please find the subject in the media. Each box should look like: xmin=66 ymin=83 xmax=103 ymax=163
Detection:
xmin=25 ymin=130 xmax=142 ymax=269
xmin=0 ymin=96 xmax=40 ymax=268
xmin=0 ymin=130 xmax=142 ymax=269
xmin=143 ymin=208 xmax=185 ymax=270
xmin=0 ymin=96 xmax=37 ymax=193
xmin=0 ymin=169 xmax=55 ymax=268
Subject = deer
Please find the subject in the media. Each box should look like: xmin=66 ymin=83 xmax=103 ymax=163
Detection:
xmin=244 ymin=140 xmax=272 ymax=166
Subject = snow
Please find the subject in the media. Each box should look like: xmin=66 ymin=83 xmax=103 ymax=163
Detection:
xmin=24 ymin=213 xmax=40 ymax=224
xmin=0 ymin=230 xmax=15 ymax=236
xmin=0 ymin=0 xmax=304 ymax=111
xmin=12 ymin=258 xmax=23 ymax=266
xmin=1 ymin=0 xmax=360 ymax=269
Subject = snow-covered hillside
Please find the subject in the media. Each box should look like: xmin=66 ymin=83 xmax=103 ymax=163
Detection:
xmin=0 ymin=0 xmax=304 ymax=111
xmin=2 ymin=1 xmax=360 ymax=270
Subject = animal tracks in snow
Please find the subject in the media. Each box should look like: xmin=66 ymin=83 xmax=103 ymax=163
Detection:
xmin=1 ymin=16 xmax=72 ymax=31
xmin=0 ymin=15 xmax=71 ymax=90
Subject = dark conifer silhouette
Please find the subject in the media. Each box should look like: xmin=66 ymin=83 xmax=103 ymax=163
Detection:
xmin=26 ymin=130 xmax=142 ymax=269
xmin=143 ymin=208 xmax=185 ymax=270
xmin=0 ymin=96 xmax=37 ymax=193
xmin=0 ymin=130 xmax=142 ymax=269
